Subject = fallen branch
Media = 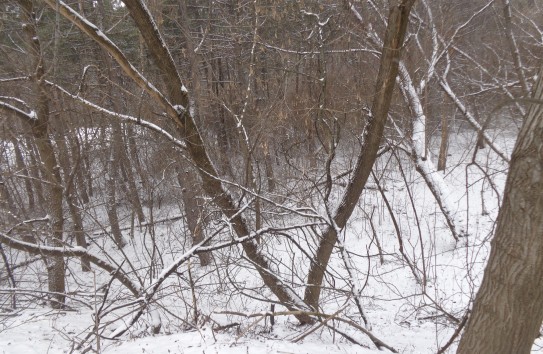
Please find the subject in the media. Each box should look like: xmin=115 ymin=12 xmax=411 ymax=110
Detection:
xmin=215 ymin=309 xmax=397 ymax=352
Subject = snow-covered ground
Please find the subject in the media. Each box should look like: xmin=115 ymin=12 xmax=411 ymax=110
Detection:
xmin=2 ymin=126 xmax=540 ymax=354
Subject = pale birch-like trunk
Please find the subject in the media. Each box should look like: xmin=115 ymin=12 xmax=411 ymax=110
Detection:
xmin=398 ymin=63 xmax=464 ymax=240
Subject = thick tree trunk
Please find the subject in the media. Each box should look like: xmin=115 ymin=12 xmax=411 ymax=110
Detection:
xmin=304 ymin=0 xmax=415 ymax=311
xmin=457 ymin=63 xmax=543 ymax=354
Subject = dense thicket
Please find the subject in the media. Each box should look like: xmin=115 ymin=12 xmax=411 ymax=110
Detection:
xmin=0 ymin=0 xmax=542 ymax=352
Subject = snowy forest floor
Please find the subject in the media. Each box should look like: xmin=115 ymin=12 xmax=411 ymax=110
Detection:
xmin=2 ymin=126 xmax=542 ymax=354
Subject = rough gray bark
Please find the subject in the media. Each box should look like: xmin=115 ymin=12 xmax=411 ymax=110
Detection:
xmin=304 ymin=0 xmax=416 ymax=311
xmin=457 ymin=63 xmax=543 ymax=354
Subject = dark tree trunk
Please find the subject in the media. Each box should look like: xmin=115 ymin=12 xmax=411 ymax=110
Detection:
xmin=304 ymin=0 xmax=415 ymax=311
xmin=19 ymin=0 xmax=66 ymax=308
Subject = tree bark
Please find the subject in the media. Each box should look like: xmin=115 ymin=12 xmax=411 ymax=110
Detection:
xmin=68 ymin=132 xmax=90 ymax=204
xmin=25 ymin=136 xmax=46 ymax=211
xmin=457 ymin=63 xmax=543 ymax=354
xmin=0 ymin=166 xmax=16 ymax=218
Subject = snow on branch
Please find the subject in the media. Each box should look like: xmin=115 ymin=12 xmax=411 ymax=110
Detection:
xmin=0 ymin=231 xmax=140 ymax=296
xmin=0 ymin=76 xmax=29 ymax=83
xmin=45 ymin=80 xmax=187 ymax=150
xmin=439 ymin=79 xmax=510 ymax=163
xmin=41 ymin=0 xmax=179 ymax=121
xmin=0 ymin=100 xmax=37 ymax=121
xmin=0 ymin=96 xmax=31 ymax=110
xmin=259 ymin=42 xmax=379 ymax=56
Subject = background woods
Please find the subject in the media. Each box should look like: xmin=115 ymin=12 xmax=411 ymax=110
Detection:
xmin=0 ymin=0 xmax=542 ymax=353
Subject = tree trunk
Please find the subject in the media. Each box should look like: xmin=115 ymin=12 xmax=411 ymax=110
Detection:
xmin=19 ymin=0 xmax=66 ymax=308
xmin=437 ymin=110 xmax=448 ymax=171
xmin=10 ymin=136 xmax=35 ymax=211
xmin=119 ymin=148 xmax=146 ymax=224
xmin=105 ymin=123 xmax=127 ymax=249
xmin=398 ymin=63 xmax=463 ymax=240
xmin=304 ymin=0 xmax=415 ymax=311
xmin=502 ymin=0 xmax=530 ymax=97
xmin=126 ymin=125 xmax=150 ymax=193
xmin=68 ymin=132 xmax=90 ymax=204
xmin=56 ymin=130 xmax=91 ymax=272
xmin=0 ymin=166 xmax=16 ymax=218
xmin=263 ymin=140 xmax=276 ymax=192
xmin=177 ymin=165 xmax=212 ymax=267
xmin=25 ymin=136 xmax=46 ymax=211
xmin=457 ymin=63 xmax=543 ymax=354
